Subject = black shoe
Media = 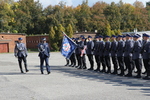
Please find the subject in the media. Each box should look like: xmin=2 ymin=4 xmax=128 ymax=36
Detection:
xmin=101 ymin=70 xmax=106 ymax=73
xmin=125 ymin=74 xmax=132 ymax=77
xmin=83 ymin=67 xmax=87 ymax=69
xmin=142 ymin=71 xmax=146 ymax=74
xmin=21 ymin=71 xmax=24 ymax=73
xmin=88 ymin=68 xmax=93 ymax=70
xmin=118 ymin=73 xmax=124 ymax=76
xmin=134 ymin=75 xmax=141 ymax=78
xmin=26 ymin=70 xmax=29 ymax=72
xmin=41 ymin=72 xmax=44 ymax=74
xmin=64 ymin=64 xmax=68 ymax=66
xmin=111 ymin=72 xmax=117 ymax=75
xmin=143 ymin=76 xmax=150 ymax=80
xmin=94 ymin=69 xmax=100 ymax=72
xmin=77 ymin=66 xmax=82 ymax=69
xmin=48 ymin=72 xmax=51 ymax=74
xmin=106 ymin=70 xmax=111 ymax=74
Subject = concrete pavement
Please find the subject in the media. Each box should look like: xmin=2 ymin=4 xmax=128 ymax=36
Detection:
xmin=0 ymin=52 xmax=150 ymax=100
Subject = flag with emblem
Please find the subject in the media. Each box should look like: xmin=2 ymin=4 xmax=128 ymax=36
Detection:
xmin=61 ymin=32 xmax=77 ymax=59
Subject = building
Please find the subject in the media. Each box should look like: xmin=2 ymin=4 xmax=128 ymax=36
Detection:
xmin=0 ymin=33 xmax=26 ymax=53
xmin=26 ymin=35 xmax=50 ymax=50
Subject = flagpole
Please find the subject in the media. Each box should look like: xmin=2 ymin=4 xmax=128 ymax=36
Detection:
xmin=62 ymin=31 xmax=77 ymax=45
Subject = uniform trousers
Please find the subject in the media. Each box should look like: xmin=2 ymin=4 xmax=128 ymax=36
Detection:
xmin=111 ymin=56 xmax=118 ymax=73
xmin=124 ymin=56 xmax=133 ymax=75
xmin=133 ymin=58 xmax=142 ymax=76
xmin=117 ymin=56 xmax=124 ymax=74
xmin=70 ymin=53 xmax=76 ymax=66
xmin=40 ymin=55 xmax=50 ymax=73
xmin=143 ymin=59 xmax=150 ymax=76
xmin=18 ymin=56 xmax=28 ymax=72
xmin=79 ymin=54 xmax=86 ymax=68
xmin=95 ymin=55 xmax=100 ymax=70
xmin=104 ymin=56 xmax=111 ymax=72
xmin=100 ymin=56 xmax=106 ymax=72
xmin=76 ymin=54 xmax=80 ymax=66
xmin=87 ymin=54 xmax=94 ymax=69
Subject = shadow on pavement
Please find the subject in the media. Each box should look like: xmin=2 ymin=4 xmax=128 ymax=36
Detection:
xmin=50 ymin=65 xmax=150 ymax=96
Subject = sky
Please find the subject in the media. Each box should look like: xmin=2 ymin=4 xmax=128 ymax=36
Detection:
xmin=14 ymin=0 xmax=149 ymax=8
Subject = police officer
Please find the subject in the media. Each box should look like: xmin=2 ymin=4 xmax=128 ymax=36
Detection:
xmin=132 ymin=35 xmax=142 ymax=78
xmin=124 ymin=34 xmax=134 ymax=77
xmin=99 ymin=35 xmax=106 ymax=72
xmin=14 ymin=37 xmax=29 ymax=73
xmin=104 ymin=36 xmax=111 ymax=73
xmin=38 ymin=38 xmax=50 ymax=74
xmin=110 ymin=35 xmax=118 ymax=74
xmin=78 ymin=36 xmax=87 ymax=69
xmin=86 ymin=35 xmax=94 ymax=70
xmin=75 ymin=38 xmax=80 ymax=68
xmin=93 ymin=36 xmax=101 ymax=71
xmin=141 ymin=34 xmax=150 ymax=80
xmin=116 ymin=35 xmax=125 ymax=76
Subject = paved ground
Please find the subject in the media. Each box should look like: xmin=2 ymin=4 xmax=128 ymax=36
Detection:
xmin=0 ymin=52 xmax=150 ymax=100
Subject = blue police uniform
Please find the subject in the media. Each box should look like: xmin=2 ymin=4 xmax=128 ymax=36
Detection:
xmin=110 ymin=35 xmax=118 ymax=74
xmin=86 ymin=36 xmax=94 ymax=70
xmin=99 ymin=37 xmax=106 ymax=72
xmin=78 ymin=37 xmax=87 ymax=69
xmin=14 ymin=37 xmax=29 ymax=73
xmin=93 ymin=36 xmax=100 ymax=71
xmin=116 ymin=35 xmax=125 ymax=76
xmin=104 ymin=36 xmax=111 ymax=73
xmin=132 ymin=35 xmax=142 ymax=78
xmin=38 ymin=38 xmax=50 ymax=74
xmin=124 ymin=34 xmax=134 ymax=77
xmin=75 ymin=38 xmax=80 ymax=68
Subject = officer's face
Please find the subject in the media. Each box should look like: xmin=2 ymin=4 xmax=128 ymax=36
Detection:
xmin=18 ymin=40 xmax=22 ymax=43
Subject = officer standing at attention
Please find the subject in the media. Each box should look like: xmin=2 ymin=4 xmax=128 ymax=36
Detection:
xmin=99 ymin=35 xmax=106 ymax=73
xmin=132 ymin=35 xmax=142 ymax=78
xmin=75 ymin=38 xmax=80 ymax=68
xmin=78 ymin=36 xmax=87 ymax=69
xmin=104 ymin=36 xmax=111 ymax=73
xmin=124 ymin=34 xmax=134 ymax=77
xmin=86 ymin=35 xmax=94 ymax=70
xmin=38 ymin=38 xmax=50 ymax=74
xmin=93 ymin=36 xmax=101 ymax=72
xmin=110 ymin=35 xmax=118 ymax=75
xmin=116 ymin=35 xmax=125 ymax=76
xmin=14 ymin=37 xmax=29 ymax=73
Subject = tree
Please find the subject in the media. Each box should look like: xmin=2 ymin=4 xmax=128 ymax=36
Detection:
xmin=65 ymin=24 xmax=73 ymax=38
xmin=105 ymin=22 xmax=111 ymax=36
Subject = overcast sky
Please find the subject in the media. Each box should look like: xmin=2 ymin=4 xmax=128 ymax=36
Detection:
xmin=14 ymin=0 xmax=149 ymax=8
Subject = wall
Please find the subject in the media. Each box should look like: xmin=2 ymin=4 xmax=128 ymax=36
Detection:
xmin=0 ymin=33 xmax=26 ymax=53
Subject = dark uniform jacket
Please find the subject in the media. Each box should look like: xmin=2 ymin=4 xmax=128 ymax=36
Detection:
xmin=124 ymin=40 xmax=133 ymax=57
xmin=104 ymin=41 xmax=111 ymax=56
xmin=141 ymin=40 xmax=150 ymax=59
xmin=93 ymin=41 xmax=100 ymax=55
xmin=86 ymin=40 xmax=94 ymax=55
xmin=38 ymin=43 xmax=50 ymax=58
xmin=132 ymin=40 xmax=142 ymax=59
xmin=99 ymin=41 xmax=105 ymax=57
xmin=14 ymin=42 xmax=28 ymax=57
xmin=110 ymin=40 xmax=118 ymax=57
xmin=117 ymin=40 xmax=125 ymax=57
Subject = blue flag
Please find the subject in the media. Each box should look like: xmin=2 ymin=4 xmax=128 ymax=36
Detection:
xmin=61 ymin=34 xmax=77 ymax=59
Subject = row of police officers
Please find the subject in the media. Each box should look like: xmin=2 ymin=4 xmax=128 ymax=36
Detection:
xmin=66 ymin=33 xmax=150 ymax=80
